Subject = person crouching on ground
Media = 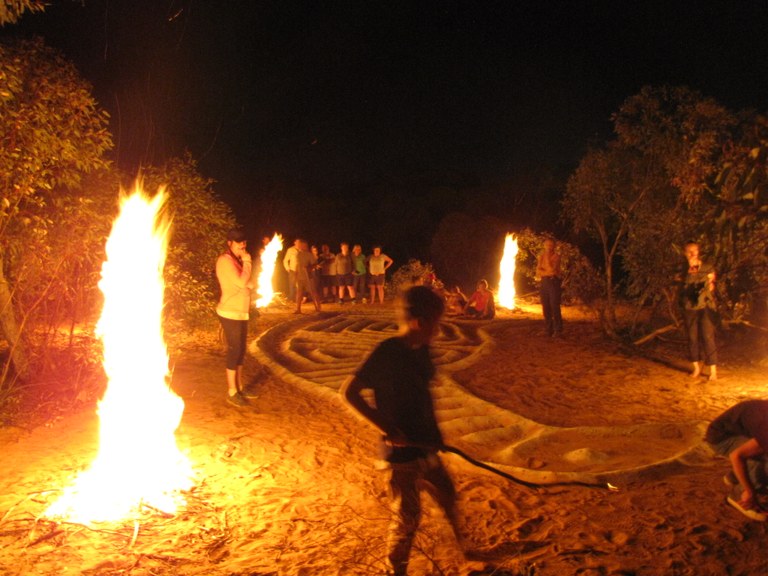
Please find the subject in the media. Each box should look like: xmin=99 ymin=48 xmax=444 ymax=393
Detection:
xmin=341 ymin=286 xmax=466 ymax=575
xmin=705 ymin=399 xmax=768 ymax=521
xmin=215 ymin=227 xmax=255 ymax=407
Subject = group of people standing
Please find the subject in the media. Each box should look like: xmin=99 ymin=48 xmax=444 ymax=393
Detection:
xmin=213 ymin=231 xmax=395 ymax=407
xmin=215 ymin=227 xmax=766 ymax=573
xmin=282 ymin=239 xmax=394 ymax=312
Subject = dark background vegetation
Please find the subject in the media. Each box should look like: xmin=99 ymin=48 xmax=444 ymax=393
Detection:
xmin=1 ymin=1 xmax=768 ymax=420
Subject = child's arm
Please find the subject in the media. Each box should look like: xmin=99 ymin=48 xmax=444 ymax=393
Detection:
xmin=341 ymin=375 xmax=405 ymax=444
xmin=730 ymin=438 xmax=764 ymax=509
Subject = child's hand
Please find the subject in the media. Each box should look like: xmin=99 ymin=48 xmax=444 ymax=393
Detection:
xmin=384 ymin=431 xmax=409 ymax=447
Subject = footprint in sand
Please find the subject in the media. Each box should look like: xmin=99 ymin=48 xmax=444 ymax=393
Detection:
xmin=252 ymin=312 xmax=709 ymax=486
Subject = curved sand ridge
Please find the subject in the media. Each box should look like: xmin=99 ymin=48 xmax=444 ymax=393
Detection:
xmin=252 ymin=310 xmax=709 ymax=487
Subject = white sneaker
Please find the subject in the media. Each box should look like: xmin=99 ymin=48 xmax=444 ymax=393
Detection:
xmin=727 ymin=496 xmax=767 ymax=521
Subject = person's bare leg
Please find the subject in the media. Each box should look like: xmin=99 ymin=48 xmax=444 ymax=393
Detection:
xmin=236 ymin=365 xmax=244 ymax=393
xmin=690 ymin=361 xmax=701 ymax=378
xmin=311 ymin=287 xmax=321 ymax=311
xmin=226 ymin=368 xmax=238 ymax=397
xmin=369 ymin=285 xmax=376 ymax=304
xmin=349 ymin=286 xmax=356 ymax=300
xmin=377 ymin=285 xmax=385 ymax=304
xmin=708 ymin=365 xmax=717 ymax=381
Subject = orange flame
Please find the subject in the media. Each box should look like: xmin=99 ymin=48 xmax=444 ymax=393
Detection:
xmin=497 ymin=233 xmax=518 ymax=309
xmin=255 ymin=233 xmax=284 ymax=308
xmin=44 ymin=183 xmax=193 ymax=524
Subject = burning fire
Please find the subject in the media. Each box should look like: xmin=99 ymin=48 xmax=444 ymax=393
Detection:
xmin=44 ymin=183 xmax=193 ymax=524
xmin=255 ymin=233 xmax=284 ymax=308
xmin=497 ymin=233 xmax=518 ymax=309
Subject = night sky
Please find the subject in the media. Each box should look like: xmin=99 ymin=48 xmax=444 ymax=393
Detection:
xmin=5 ymin=1 xmax=768 ymax=257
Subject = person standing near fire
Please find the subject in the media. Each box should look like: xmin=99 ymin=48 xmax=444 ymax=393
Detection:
xmin=367 ymin=245 xmax=393 ymax=304
xmin=679 ymin=241 xmax=718 ymax=381
xmin=335 ymin=242 xmax=355 ymax=304
xmin=293 ymin=239 xmax=322 ymax=314
xmin=216 ymin=228 xmax=255 ymax=407
xmin=341 ymin=286 xmax=468 ymax=575
xmin=352 ymin=244 xmax=368 ymax=303
xmin=536 ymin=237 xmax=563 ymax=337
xmin=318 ymin=243 xmax=336 ymax=302
xmin=283 ymin=238 xmax=300 ymax=302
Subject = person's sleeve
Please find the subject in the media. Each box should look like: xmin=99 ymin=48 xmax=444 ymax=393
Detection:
xmin=217 ymin=255 xmax=251 ymax=288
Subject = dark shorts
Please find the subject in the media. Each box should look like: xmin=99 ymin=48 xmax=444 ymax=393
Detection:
xmin=321 ymin=274 xmax=336 ymax=288
xmin=337 ymin=273 xmax=353 ymax=286
xmin=369 ymin=273 xmax=385 ymax=286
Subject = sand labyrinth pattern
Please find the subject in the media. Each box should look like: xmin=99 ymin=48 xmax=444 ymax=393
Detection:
xmin=253 ymin=311 xmax=711 ymax=486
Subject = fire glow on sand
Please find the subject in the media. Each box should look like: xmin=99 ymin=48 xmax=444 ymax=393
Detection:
xmin=497 ymin=233 xmax=518 ymax=310
xmin=44 ymin=184 xmax=193 ymax=524
xmin=256 ymin=233 xmax=284 ymax=308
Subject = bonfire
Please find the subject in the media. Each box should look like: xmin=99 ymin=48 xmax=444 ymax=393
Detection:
xmin=497 ymin=233 xmax=518 ymax=309
xmin=44 ymin=183 xmax=194 ymax=525
xmin=256 ymin=233 xmax=284 ymax=308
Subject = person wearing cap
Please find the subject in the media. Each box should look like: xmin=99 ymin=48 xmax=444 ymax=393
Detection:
xmin=706 ymin=399 xmax=768 ymax=522
xmin=216 ymin=227 xmax=255 ymax=407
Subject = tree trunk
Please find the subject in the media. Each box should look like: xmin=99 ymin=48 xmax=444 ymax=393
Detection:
xmin=602 ymin=252 xmax=617 ymax=336
xmin=0 ymin=251 xmax=29 ymax=380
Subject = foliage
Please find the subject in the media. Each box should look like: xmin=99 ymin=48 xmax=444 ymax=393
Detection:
xmin=706 ymin=113 xmax=768 ymax=323
xmin=0 ymin=0 xmax=45 ymax=26
xmin=16 ymin=169 xmax=120 ymax=331
xmin=0 ymin=37 xmax=113 ymax=381
xmin=613 ymin=85 xmax=735 ymax=201
xmin=429 ymin=211 xmax=509 ymax=290
xmin=562 ymin=145 xmax=647 ymax=332
xmin=390 ymin=259 xmax=438 ymax=296
xmin=374 ymin=186 xmax=463 ymax=262
xmin=513 ymin=228 xmax=601 ymax=307
xmin=562 ymin=86 xmax=739 ymax=335
xmin=142 ymin=154 xmax=238 ymax=328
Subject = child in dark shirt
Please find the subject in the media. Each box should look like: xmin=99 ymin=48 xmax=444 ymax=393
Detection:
xmin=706 ymin=399 xmax=768 ymax=521
xmin=342 ymin=286 xmax=463 ymax=575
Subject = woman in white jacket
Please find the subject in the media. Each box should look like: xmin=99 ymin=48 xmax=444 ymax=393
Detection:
xmin=216 ymin=228 xmax=254 ymax=406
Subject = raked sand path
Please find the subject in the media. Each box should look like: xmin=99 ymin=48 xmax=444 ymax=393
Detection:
xmin=1 ymin=302 xmax=767 ymax=575
xmin=253 ymin=308 xmax=709 ymax=487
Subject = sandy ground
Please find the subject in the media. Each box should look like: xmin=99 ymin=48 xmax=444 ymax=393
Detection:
xmin=1 ymin=300 xmax=767 ymax=576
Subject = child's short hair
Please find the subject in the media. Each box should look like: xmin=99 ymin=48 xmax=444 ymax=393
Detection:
xmin=401 ymin=286 xmax=444 ymax=322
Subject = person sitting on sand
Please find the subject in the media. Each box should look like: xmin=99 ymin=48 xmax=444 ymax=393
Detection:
xmin=445 ymin=285 xmax=468 ymax=316
xmin=462 ymin=279 xmax=495 ymax=319
xmin=341 ymin=286 xmax=468 ymax=575
xmin=705 ymin=399 xmax=768 ymax=522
